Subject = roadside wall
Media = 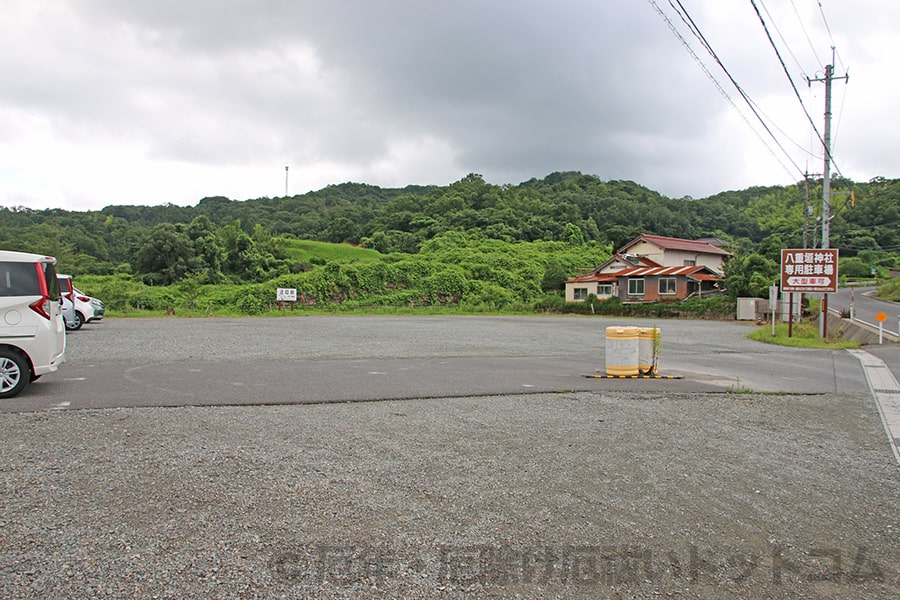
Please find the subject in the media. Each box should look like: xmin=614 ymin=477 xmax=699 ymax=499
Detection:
xmin=827 ymin=311 xmax=900 ymax=345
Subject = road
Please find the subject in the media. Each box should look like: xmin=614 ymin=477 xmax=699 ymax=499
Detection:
xmin=2 ymin=315 xmax=898 ymax=598
xmin=1 ymin=315 xmax=891 ymax=413
xmin=827 ymin=285 xmax=900 ymax=338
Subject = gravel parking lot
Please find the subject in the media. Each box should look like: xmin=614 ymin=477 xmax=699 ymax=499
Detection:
xmin=0 ymin=316 xmax=898 ymax=599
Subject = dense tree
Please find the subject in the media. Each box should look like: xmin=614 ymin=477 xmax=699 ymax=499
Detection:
xmin=134 ymin=223 xmax=195 ymax=285
xmin=723 ymin=253 xmax=779 ymax=298
xmin=1 ymin=172 xmax=897 ymax=299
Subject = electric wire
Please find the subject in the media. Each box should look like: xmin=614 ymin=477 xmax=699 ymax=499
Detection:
xmin=660 ymin=0 xmax=806 ymax=178
xmin=646 ymin=0 xmax=802 ymax=179
xmin=761 ymin=0 xmax=810 ymax=83
xmin=788 ymin=0 xmax=823 ymax=68
xmin=669 ymin=0 xmax=812 ymax=172
xmin=815 ymin=0 xmax=846 ymax=71
xmin=831 ymin=72 xmax=849 ymax=151
xmin=748 ymin=0 xmax=845 ymax=179
xmin=741 ymin=0 xmax=823 ymax=159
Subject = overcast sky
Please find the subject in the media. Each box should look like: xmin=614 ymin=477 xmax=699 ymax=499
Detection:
xmin=2 ymin=0 xmax=896 ymax=211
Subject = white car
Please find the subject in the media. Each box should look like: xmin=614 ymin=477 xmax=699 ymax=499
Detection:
xmin=74 ymin=287 xmax=103 ymax=321
xmin=58 ymin=274 xmax=95 ymax=330
xmin=0 ymin=250 xmax=67 ymax=398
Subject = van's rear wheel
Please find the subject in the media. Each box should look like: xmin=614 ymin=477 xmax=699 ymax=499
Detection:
xmin=0 ymin=349 xmax=30 ymax=398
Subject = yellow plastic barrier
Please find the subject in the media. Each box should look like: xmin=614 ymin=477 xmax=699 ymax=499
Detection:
xmin=605 ymin=326 xmax=639 ymax=376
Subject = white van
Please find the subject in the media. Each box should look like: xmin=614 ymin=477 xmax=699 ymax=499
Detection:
xmin=0 ymin=250 xmax=67 ymax=398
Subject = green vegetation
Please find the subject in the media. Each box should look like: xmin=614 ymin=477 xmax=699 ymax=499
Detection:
xmin=72 ymin=231 xmax=612 ymax=315
xmin=279 ymin=239 xmax=382 ymax=265
xmin=874 ymin=276 xmax=900 ymax=302
xmin=0 ymin=171 xmax=897 ymax=317
xmin=747 ymin=323 xmax=860 ymax=349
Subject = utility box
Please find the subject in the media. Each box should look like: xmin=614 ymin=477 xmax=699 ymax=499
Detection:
xmin=736 ymin=298 xmax=758 ymax=321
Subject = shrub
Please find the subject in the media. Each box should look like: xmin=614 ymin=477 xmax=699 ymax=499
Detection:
xmin=234 ymin=285 xmax=272 ymax=315
xmin=127 ymin=287 xmax=177 ymax=312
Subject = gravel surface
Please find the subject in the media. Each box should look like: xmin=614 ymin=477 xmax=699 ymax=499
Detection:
xmin=1 ymin=317 xmax=898 ymax=598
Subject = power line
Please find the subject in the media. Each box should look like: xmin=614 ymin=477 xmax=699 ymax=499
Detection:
xmin=760 ymin=0 xmax=811 ymax=82
xmin=788 ymin=0 xmax=823 ymax=69
xmin=748 ymin=0 xmax=848 ymax=182
xmin=653 ymin=0 xmax=805 ymax=178
xmin=747 ymin=1 xmax=832 ymax=169
xmin=831 ymin=65 xmax=850 ymax=151
xmin=815 ymin=0 xmax=846 ymax=71
xmin=646 ymin=0 xmax=796 ymax=179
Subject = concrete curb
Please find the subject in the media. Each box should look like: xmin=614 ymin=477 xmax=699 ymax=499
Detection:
xmin=849 ymin=349 xmax=900 ymax=464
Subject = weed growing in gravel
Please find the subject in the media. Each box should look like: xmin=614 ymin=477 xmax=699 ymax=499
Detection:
xmin=726 ymin=377 xmax=754 ymax=393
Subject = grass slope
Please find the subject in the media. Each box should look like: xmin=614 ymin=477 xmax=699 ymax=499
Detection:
xmin=280 ymin=239 xmax=382 ymax=263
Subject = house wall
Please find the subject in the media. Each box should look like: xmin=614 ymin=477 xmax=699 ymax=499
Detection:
xmin=625 ymin=241 xmax=725 ymax=272
xmin=663 ymin=250 xmax=724 ymax=272
xmin=619 ymin=276 xmax=691 ymax=302
xmin=565 ymin=283 xmax=586 ymax=303
xmin=626 ymin=241 xmax=661 ymax=256
xmin=564 ymin=282 xmax=616 ymax=302
xmin=598 ymin=260 xmax=633 ymax=275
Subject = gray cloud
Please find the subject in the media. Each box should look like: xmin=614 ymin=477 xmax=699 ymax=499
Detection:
xmin=1 ymin=0 xmax=896 ymax=210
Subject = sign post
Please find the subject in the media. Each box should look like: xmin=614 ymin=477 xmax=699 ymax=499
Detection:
xmin=781 ymin=249 xmax=839 ymax=338
xmin=876 ymin=312 xmax=887 ymax=345
xmin=769 ymin=285 xmax=778 ymax=336
xmin=276 ymin=287 xmax=298 ymax=311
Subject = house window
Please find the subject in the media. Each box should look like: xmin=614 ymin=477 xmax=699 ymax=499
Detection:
xmin=597 ymin=284 xmax=613 ymax=296
xmin=627 ymin=279 xmax=644 ymax=296
xmin=684 ymin=259 xmax=696 ymax=266
xmin=573 ymin=287 xmax=588 ymax=300
xmin=659 ymin=277 xmax=677 ymax=295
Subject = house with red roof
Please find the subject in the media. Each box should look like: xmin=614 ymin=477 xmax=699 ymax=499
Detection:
xmin=565 ymin=234 xmax=732 ymax=303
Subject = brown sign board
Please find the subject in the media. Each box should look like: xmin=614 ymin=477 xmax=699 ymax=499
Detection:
xmin=780 ymin=249 xmax=839 ymax=293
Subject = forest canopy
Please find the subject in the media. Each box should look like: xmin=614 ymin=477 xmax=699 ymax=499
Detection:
xmin=1 ymin=171 xmax=896 ymax=313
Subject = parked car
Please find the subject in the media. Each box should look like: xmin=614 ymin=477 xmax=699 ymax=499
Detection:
xmin=61 ymin=295 xmax=78 ymax=330
xmin=0 ymin=250 xmax=67 ymax=398
xmin=58 ymin=274 xmax=95 ymax=330
xmin=74 ymin=287 xmax=104 ymax=321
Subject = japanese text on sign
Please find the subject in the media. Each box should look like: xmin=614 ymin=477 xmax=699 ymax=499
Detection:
xmin=780 ymin=249 xmax=839 ymax=293
xmin=277 ymin=288 xmax=298 ymax=302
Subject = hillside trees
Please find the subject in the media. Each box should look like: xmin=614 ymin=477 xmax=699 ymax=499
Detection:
xmin=134 ymin=223 xmax=196 ymax=285
xmin=723 ymin=252 xmax=779 ymax=298
xmin=133 ymin=217 xmax=285 ymax=285
xmin=220 ymin=230 xmax=612 ymax=313
xmin=1 ymin=172 xmax=897 ymax=302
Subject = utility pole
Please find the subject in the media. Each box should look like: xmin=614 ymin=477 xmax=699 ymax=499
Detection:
xmin=812 ymin=63 xmax=835 ymax=250
xmin=803 ymin=172 xmax=822 ymax=249
xmin=803 ymin=173 xmax=810 ymax=249
xmin=285 ymin=165 xmax=289 ymax=197
xmin=808 ymin=54 xmax=848 ymax=337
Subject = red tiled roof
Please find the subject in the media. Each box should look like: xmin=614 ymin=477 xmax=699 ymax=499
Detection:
xmin=566 ymin=264 xmax=721 ymax=283
xmin=687 ymin=273 xmax=718 ymax=282
xmin=565 ymin=272 xmax=617 ymax=283
xmin=616 ymin=265 xmax=716 ymax=277
xmin=624 ymin=234 xmax=732 ymax=256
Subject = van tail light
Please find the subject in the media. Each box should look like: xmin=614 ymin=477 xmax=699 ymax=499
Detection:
xmin=76 ymin=295 xmax=90 ymax=303
xmin=30 ymin=296 xmax=52 ymax=320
